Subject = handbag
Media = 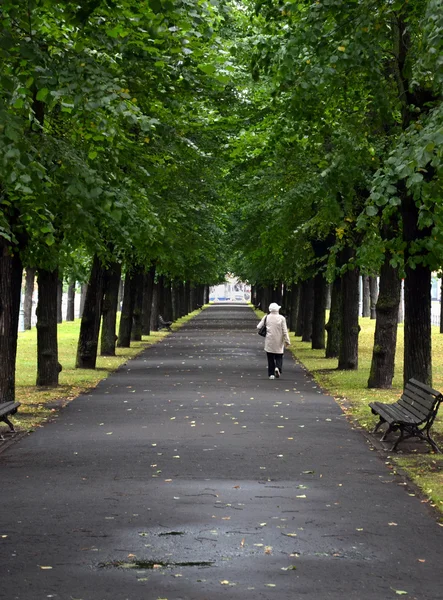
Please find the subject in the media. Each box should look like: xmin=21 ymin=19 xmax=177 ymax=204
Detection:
xmin=257 ymin=315 xmax=267 ymax=337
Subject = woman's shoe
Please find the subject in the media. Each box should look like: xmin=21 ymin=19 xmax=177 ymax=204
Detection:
xmin=269 ymin=375 xmax=275 ymax=380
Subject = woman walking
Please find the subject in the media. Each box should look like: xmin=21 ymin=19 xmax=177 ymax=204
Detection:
xmin=257 ymin=303 xmax=291 ymax=379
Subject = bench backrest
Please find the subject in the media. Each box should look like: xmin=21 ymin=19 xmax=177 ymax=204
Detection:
xmin=398 ymin=378 xmax=443 ymax=424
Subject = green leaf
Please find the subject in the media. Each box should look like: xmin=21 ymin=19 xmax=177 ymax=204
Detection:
xmin=198 ymin=63 xmax=216 ymax=75
xmin=36 ymin=88 xmax=49 ymax=102
xmin=366 ymin=205 xmax=378 ymax=216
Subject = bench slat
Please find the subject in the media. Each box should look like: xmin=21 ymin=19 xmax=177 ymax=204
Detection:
xmin=0 ymin=402 xmax=20 ymax=417
xmin=399 ymin=394 xmax=437 ymax=415
xmin=370 ymin=402 xmax=417 ymax=424
xmin=403 ymin=385 xmax=438 ymax=410
xmin=408 ymin=378 xmax=442 ymax=398
xmin=398 ymin=398 xmax=431 ymax=421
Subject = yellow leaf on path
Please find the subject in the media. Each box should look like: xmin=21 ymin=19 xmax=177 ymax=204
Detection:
xmin=39 ymin=566 xmax=53 ymax=570
xmin=265 ymin=583 xmax=276 ymax=587
xmin=240 ymin=538 xmax=245 ymax=547
xmin=220 ymin=580 xmax=230 ymax=585
xmin=265 ymin=546 xmax=272 ymax=554
xmin=388 ymin=522 xmax=398 ymax=526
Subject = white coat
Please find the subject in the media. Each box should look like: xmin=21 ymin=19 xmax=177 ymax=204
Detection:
xmin=257 ymin=312 xmax=290 ymax=353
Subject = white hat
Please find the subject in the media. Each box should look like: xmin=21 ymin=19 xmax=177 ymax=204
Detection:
xmin=269 ymin=302 xmax=281 ymax=312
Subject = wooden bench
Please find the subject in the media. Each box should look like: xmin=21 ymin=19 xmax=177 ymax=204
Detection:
xmin=158 ymin=315 xmax=173 ymax=332
xmin=369 ymin=378 xmax=442 ymax=453
xmin=0 ymin=402 xmax=21 ymax=437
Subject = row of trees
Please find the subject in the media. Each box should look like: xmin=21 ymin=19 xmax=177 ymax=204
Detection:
xmin=226 ymin=0 xmax=443 ymax=389
xmin=3 ymin=1 xmax=443 ymax=401
xmin=0 ymin=1 xmax=233 ymax=403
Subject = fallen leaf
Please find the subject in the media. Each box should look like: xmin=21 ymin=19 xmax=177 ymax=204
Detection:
xmin=388 ymin=522 xmax=398 ymax=526
xmin=39 ymin=566 xmax=53 ymax=570
xmin=240 ymin=538 xmax=245 ymax=547
xmin=265 ymin=583 xmax=276 ymax=587
xmin=265 ymin=546 xmax=272 ymax=554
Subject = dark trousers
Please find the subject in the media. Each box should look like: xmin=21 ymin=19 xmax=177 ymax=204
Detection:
xmin=267 ymin=352 xmax=283 ymax=376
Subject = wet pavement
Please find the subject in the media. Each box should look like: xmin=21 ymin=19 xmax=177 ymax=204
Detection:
xmin=1 ymin=304 xmax=443 ymax=600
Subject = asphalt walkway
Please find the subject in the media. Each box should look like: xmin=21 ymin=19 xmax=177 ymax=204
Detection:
xmin=1 ymin=304 xmax=443 ymax=600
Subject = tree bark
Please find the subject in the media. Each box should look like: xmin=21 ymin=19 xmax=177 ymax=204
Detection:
xmin=100 ymin=261 xmax=121 ymax=356
xmin=80 ymin=283 xmax=88 ymax=318
xmin=301 ymin=278 xmax=314 ymax=342
xmin=117 ymin=268 xmax=137 ymax=347
xmin=0 ymin=241 xmax=23 ymax=403
xmin=362 ymin=276 xmax=370 ymax=317
xmin=368 ymin=257 xmax=401 ymax=388
xmin=150 ymin=281 xmax=159 ymax=331
xmin=295 ymin=282 xmax=305 ymax=337
xmin=401 ymin=189 xmax=432 ymax=386
xmin=288 ymin=284 xmax=300 ymax=332
xmin=404 ymin=267 xmax=431 ymax=385
xmin=338 ymin=249 xmax=360 ymax=370
xmin=162 ymin=277 xmax=173 ymax=322
xmin=56 ymin=277 xmax=63 ymax=324
xmin=66 ymin=279 xmax=75 ymax=321
xmin=312 ymin=272 xmax=327 ymax=349
xmin=36 ymin=269 xmax=60 ymax=386
xmin=369 ymin=276 xmax=378 ymax=319
xmin=23 ymin=267 xmax=35 ymax=330
xmin=325 ymin=276 xmax=341 ymax=359
xmin=131 ymin=267 xmax=144 ymax=341
xmin=142 ymin=265 xmax=156 ymax=336
xmin=76 ymin=255 xmax=105 ymax=369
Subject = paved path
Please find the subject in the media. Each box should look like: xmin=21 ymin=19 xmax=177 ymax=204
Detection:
xmin=1 ymin=304 xmax=443 ymax=600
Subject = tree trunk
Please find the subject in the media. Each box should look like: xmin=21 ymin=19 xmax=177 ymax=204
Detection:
xmin=163 ymin=277 xmax=173 ymax=322
xmin=100 ymin=261 xmax=121 ymax=356
xmin=36 ymin=269 xmax=60 ymax=386
xmin=142 ymin=265 xmax=156 ymax=336
xmin=80 ymin=283 xmax=88 ymax=318
xmin=338 ymin=248 xmax=360 ymax=370
xmin=66 ymin=279 xmax=75 ymax=321
xmin=0 ymin=241 xmax=23 ymax=403
xmin=369 ymin=276 xmax=378 ymax=319
xmin=150 ymin=281 xmax=159 ymax=331
xmin=312 ymin=272 xmax=327 ymax=350
xmin=184 ymin=281 xmax=191 ymax=315
xmin=131 ymin=267 xmax=144 ymax=341
xmin=295 ymin=282 xmax=305 ymax=337
xmin=178 ymin=281 xmax=186 ymax=317
xmin=362 ymin=276 xmax=370 ymax=317
xmin=325 ymin=283 xmax=331 ymax=310
xmin=404 ymin=267 xmax=431 ymax=385
xmin=23 ymin=267 xmax=35 ymax=330
xmin=290 ymin=284 xmax=300 ymax=332
xmin=325 ymin=276 xmax=341 ymax=359
xmin=117 ymin=268 xmax=137 ymax=347
xmin=56 ymin=277 xmax=63 ymax=324
xmin=368 ymin=258 xmax=401 ymax=388
xmin=172 ymin=282 xmax=179 ymax=321
xmin=301 ymin=278 xmax=314 ymax=343
xmin=118 ymin=279 xmax=124 ymax=311
xmin=76 ymin=255 xmax=105 ymax=369
xmin=401 ymin=189 xmax=432 ymax=386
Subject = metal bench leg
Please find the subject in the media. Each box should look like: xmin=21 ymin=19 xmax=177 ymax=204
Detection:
xmin=380 ymin=424 xmax=394 ymax=442
xmin=390 ymin=428 xmax=404 ymax=452
xmin=425 ymin=430 xmax=442 ymax=454
xmin=1 ymin=416 xmax=15 ymax=432
xmin=372 ymin=418 xmax=385 ymax=434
